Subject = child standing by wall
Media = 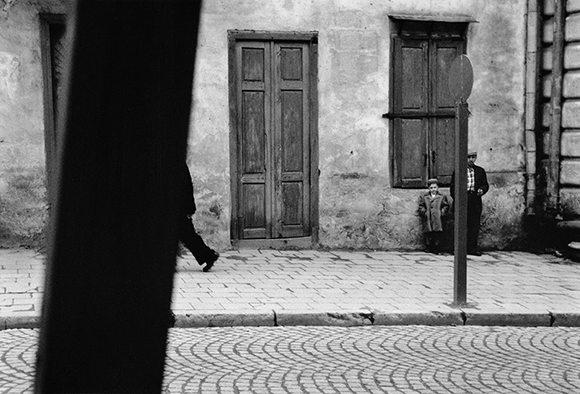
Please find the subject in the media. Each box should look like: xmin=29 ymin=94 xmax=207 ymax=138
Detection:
xmin=418 ymin=178 xmax=450 ymax=254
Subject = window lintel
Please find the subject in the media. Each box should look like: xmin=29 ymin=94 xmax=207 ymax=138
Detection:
xmin=388 ymin=13 xmax=478 ymax=24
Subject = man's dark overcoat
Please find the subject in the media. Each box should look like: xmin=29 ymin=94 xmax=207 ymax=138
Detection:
xmin=450 ymin=164 xmax=489 ymax=252
xmin=450 ymin=164 xmax=489 ymax=207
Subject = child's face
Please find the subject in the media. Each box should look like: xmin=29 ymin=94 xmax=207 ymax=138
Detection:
xmin=429 ymin=183 xmax=439 ymax=193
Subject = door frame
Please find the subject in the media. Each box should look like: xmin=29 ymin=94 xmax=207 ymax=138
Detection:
xmin=40 ymin=13 xmax=66 ymax=210
xmin=228 ymin=30 xmax=319 ymax=248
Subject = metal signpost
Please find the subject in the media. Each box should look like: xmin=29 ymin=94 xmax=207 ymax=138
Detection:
xmin=448 ymin=55 xmax=473 ymax=305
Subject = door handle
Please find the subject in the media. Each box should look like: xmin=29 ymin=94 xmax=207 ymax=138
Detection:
xmin=424 ymin=153 xmax=428 ymax=166
xmin=432 ymin=151 xmax=436 ymax=164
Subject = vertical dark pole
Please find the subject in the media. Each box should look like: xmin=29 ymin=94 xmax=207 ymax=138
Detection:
xmin=35 ymin=1 xmax=201 ymax=393
xmin=453 ymin=101 xmax=468 ymax=305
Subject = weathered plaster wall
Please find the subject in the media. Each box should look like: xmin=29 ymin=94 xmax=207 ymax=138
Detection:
xmin=192 ymin=0 xmax=528 ymax=250
xmin=462 ymin=1 xmax=527 ymax=249
xmin=0 ymin=0 xmax=67 ymax=247
xmin=0 ymin=0 xmax=528 ymax=251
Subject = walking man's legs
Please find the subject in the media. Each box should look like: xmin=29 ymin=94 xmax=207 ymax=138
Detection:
xmin=178 ymin=215 xmax=219 ymax=271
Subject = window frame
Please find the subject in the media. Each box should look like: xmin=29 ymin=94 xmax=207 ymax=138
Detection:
xmin=388 ymin=16 xmax=472 ymax=188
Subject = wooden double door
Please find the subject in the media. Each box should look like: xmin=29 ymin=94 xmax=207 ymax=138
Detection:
xmin=229 ymin=32 xmax=318 ymax=245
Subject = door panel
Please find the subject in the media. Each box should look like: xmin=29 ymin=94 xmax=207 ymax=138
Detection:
xmin=431 ymin=117 xmax=455 ymax=184
xmin=242 ymin=183 xmax=267 ymax=239
xmin=280 ymin=47 xmax=302 ymax=81
xmin=281 ymin=91 xmax=303 ymax=172
xmin=392 ymin=38 xmax=429 ymax=188
xmin=395 ymin=118 xmax=427 ymax=188
xmin=282 ymin=182 xmax=302 ymax=225
xmin=242 ymin=91 xmax=266 ymax=173
xmin=394 ymin=38 xmax=428 ymax=114
xmin=431 ymin=40 xmax=462 ymax=183
xmin=432 ymin=40 xmax=463 ymax=111
xmin=275 ymin=43 xmax=310 ymax=238
xmin=237 ymin=42 xmax=271 ymax=239
xmin=242 ymin=48 xmax=265 ymax=81
xmin=281 ymin=182 xmax=304 ymax=237
xmin=401 ymin=46 xmax=427 ymax=111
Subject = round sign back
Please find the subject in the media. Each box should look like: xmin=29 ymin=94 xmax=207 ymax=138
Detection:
xmin=448 ymin=55 xmax=473 ymax=102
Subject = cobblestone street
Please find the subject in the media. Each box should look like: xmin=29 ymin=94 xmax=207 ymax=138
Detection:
xmin=1 ymin=326 xmax=579 ymax=393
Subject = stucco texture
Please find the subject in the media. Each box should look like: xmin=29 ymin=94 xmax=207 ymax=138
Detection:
xmin=1 ymin=0 xmax=529 ymax=251
xmin=187 ymin=0 xmax=528 ymax=250
xmin=318 ymin=174 xmax=525 ymax=251
xmin=479 ymin=174 xmax=526 ymax=250
xmin=0 ymin=0 xmax=67 ymax=247
xmin=319 ymin=175 xmax=424 ymax=250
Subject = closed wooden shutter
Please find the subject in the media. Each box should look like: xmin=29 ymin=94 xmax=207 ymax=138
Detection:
xmin=430 ymin=40 xmax=463 ymax=184
xmin=392 ymin=32 xmax=465 ymax=187
xmin=393 ymin=38 xmax=429 ymax=187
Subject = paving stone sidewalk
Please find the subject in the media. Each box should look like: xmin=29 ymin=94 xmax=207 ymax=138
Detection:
xmin=1 ymin=248 xmax=579 ymax=328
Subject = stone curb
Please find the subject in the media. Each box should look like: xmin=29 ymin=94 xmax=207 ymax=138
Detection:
xmin=275 ymin=312 xmax=375 ymax=326
xmin=551 ymin=312 xmax=580 ymax=327
xmin=463 ymin=312 xmax=552 ymax=327
xmin=374 ymin=312 xmax=464 ymax=326
xmin=174 ymin=312 xmax=275 ymax=328
xmin=178 ymin=311 xmax=580 ymax=328
xmin=0 ymin=316 xmax=41 ymax=330
xmin=2 ymin=312 xmax=580 ymax=330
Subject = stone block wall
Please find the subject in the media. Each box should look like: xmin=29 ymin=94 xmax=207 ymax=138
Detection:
xmin=543 ymin=2 xmax=580 ymax=217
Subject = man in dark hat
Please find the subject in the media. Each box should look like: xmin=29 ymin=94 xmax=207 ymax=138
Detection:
xmin=450 ymin=150 xmax=489 ymax=256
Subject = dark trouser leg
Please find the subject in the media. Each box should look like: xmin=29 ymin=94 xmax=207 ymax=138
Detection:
xmin=431 ymin=231 xmax=441 ymax=252
xmin=425 ymin=232 xmax=441 ymax=253
xmin=178 ymin=215 xmax=214 ymax=265
xmin=424 ymin=233 xmax=432 ymax=251
xmin=466 ymin=194 xmax=482 ymax=252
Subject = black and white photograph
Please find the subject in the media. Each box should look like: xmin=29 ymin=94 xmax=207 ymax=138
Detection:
xmin=0 ymin=0 xmax=579 ymax=393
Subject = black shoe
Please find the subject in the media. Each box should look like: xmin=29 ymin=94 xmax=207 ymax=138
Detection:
xmin=176 ymin=244 xmax=186 ymax=258
xmin=203 ymin=251 xmax=219 ymax=272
